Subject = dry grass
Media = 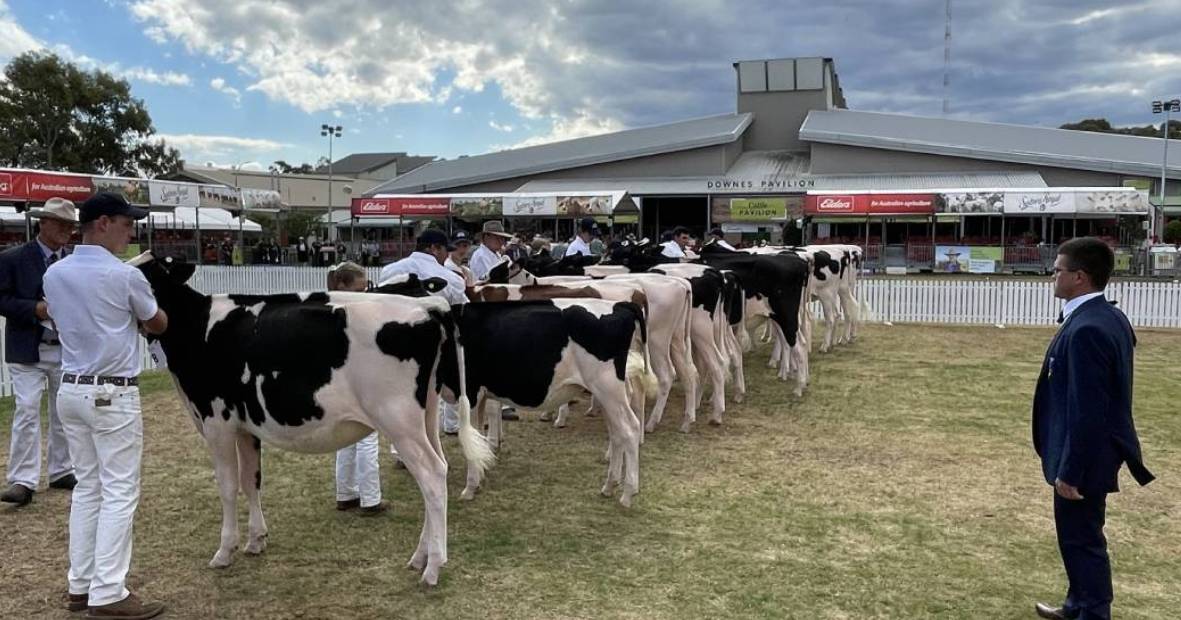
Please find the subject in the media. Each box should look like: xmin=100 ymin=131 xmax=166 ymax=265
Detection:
xmin=1 ymin=324 xmax=1178 ymax=619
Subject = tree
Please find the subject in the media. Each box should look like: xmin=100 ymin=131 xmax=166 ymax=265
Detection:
xmin=270 ymin=160 xmax=316 ymax=174
xmin=1164 ymin=220 xmax=1181 ymax=248
xmin=1060 ymin=117 xmax=1181 ymax=139
xmin=0 ymin=51 xmax=183 ymax=177
xmin=284 ymin=210 xmax=320 ymax=240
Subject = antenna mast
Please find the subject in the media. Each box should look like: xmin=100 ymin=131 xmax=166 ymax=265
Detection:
xmin=943 ymin=0 xmax=952 ymax=116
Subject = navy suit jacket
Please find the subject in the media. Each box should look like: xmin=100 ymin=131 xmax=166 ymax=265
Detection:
xmin=1032 ymin=295 xmax=1154 ymax=495
xmin=0 ymin=241 xmax=61 ymax=364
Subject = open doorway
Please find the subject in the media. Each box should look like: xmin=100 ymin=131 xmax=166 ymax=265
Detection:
xmin=641 ymin=196 xmax=708 ymax=242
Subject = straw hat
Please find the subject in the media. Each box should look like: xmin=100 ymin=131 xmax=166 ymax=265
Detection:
xmin=480 ymin=220 xmax=513 ymax=239
xmin=28 ymin=197 xmax=79 ymax=224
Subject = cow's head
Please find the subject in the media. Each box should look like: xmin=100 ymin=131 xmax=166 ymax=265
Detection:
xmin=486 ymin=257 xmax=537 ymax=285
xmin=370 ymin=273 xmax=448 ymax=297
xmin=129 ymin=250 xmax=197 ymax=293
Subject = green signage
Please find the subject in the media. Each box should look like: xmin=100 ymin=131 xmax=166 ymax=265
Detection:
xmin=730 ymin=198 xmax=787 ymax=221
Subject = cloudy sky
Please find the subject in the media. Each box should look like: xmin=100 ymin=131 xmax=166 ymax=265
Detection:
xmin=3 ymin=0 xmax=1179 ymax=170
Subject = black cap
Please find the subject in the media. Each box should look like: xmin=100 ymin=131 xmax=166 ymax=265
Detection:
xmin=417 ymin=229 xmax=455 ymax=251
xmin=578 ymin=217 xmax=596 ymax=233
xmin=709 ymin=227 xmax=724 ymax=237
xmin=452 ymin=230 xmax=471 ymax=245
xmin=79 ymin=192 xmax=149 ymax=224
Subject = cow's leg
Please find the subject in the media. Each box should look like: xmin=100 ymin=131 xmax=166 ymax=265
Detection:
xmin=668 ymin=326 xmax=698 ymax=434
xmin=381 ymin=407 xmax=449 ymax=586
xmin=724 ymin=326 xmax=745 ymax=404
xmin=819 ymin=293 xmax=838 ymax=352
xmin=768 ymin=335 xmax=781 ymax=368
xmin=840 ymin=289 xmax=860 ymax=342
xmin=596 ymin=383 xmax=642 ymax=507
xmin=236 ymin=433 xmax=268 ymax=556
xmin=692 ymin=344 xmax=726 ymax=426
xmin=205 ymin=427 xmax=240 ymax=569
xmin=554 ymin=401 xmax=574 ymax=428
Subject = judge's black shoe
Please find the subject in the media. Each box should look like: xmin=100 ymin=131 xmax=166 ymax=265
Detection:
xmin=50 ymin=474 xmax=78 ymax=491
xmin=1035 ymin=602 xmax=1078 ymax=620
xmin=500 ymin=407 xmax=520 ymax=421
xmin=0 ymin=484 xmax=33 ymax=506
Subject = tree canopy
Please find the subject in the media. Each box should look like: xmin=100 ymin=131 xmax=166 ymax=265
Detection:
xmin=1059 ymin=117 xmax=1181 ymax=139
xmin=0 ymin=51 xmax=182 ymax=178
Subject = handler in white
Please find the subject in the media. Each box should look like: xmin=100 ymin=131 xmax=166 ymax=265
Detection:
xmin=444 ymin=230 xmax=475 ymax=286
xmin=708 ymin=228 xmax=736 ymax=251
xmin=469 ymin=220 xmax=514 ymax=281
xmin=661 ymin=226 xmax=691 ymax=259
xmin=43 ymin=192 xmax=167 ymax=618
xmin=380 ymin=230 xmax=470 ymax=435
xmin=564 ymin=218 xmax=596 ymax=257
xmin=326 ymin=262 xmax=388 ymax=515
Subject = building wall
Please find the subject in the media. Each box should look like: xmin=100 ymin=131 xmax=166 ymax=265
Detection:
xmin=185 ymin=168 xmax=383 ymax=210
xmin=807 ymin=143 xmax=1123 ymax=186
xmin=356 ymin=161 xmax=401 ymax=181
xmin=738 ymin=89 xmax=830 ymax=152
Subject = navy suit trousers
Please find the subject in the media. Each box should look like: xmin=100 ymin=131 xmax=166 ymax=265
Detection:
xmin=1054 ymin=491 xmax=1111 ymax=620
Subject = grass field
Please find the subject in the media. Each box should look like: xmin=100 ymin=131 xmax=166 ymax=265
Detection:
xmin=1 ymin=324 xmax=1178 ymax=619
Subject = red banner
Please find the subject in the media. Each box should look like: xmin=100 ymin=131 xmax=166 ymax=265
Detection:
xmin=805 ymin=193 xmax=936 ymax=215
xmin=352 ymin=197 xmax=397 ymax=216
xmin=0 ymin=171 xmax=95 ymax=203
xmin=396 ymin=197 xmax=450 ymax=216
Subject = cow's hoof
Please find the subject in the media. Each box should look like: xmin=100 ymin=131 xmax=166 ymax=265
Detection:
xmin=420 ymin=566 xmax=440 ymax=587
xmin=708 ymin=418 xmax=722 ymax=427
xmin=618 ymin=493 xmax=634 ymax=508
xmin=678 ymin=422 xmax=692 ymax=433
xmin=538 ymin=412 xmax=552 ymax=422
xmin=644 ymin=422 xmax=658 ymax=433
xmin=733 ymin=393 xmax=745 ymax=404
xmin=460 ymin=487 xmax=477 ymax=501
xmin=600 ymin=483 xmax=616 ymax=498
xmin=208 ymin=549 xmax=235 ymax=569
xmin=406 ymin=554 xmax=427 ymax=571
xmin=244 ymin=536 xmax=267 ymax=555
xmin=793 ymin=388 xmax=804 ymax=398
xmin=554 ymin=421 xmax=567 ymax=429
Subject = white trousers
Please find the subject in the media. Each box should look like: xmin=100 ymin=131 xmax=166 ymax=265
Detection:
xmin=335 ymin=432 xmax=380 ymax=507
xmin=441 ymin=402 xmax=460 ymax=434
xmin=6 ymin=344 xmax=72 ymax=490
xmin=57 ymin=382 xmax=143 ymax=607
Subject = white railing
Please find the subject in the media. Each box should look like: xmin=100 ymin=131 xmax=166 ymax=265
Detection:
xmin=1 ymin=268 xmax=1177 ymax=396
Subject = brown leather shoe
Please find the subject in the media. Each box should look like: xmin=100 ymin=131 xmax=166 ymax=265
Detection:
xmin=336 ymin=498 xmax=360 ymax=511
xmin=0 ymin=483 xmax=33 ymax=506
xmin=86 ymin=593 xmax=165 ymax=619
xmin=1035 ymin=602 xmax=1077 ymax=620
xmin=358 ymin=500 xmax=390 ymax=516
xmin=66 ymin=593 xmax=88 ymax=612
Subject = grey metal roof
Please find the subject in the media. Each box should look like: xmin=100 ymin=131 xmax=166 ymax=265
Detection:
xmin=317 ymin=153 xmax=436 ymax=176
xmin=810 ymin=170 xmax=1047 ymax=190
xmin=800 ymin=110 xmax=1181 ymax=179
xmin=368 ymin=113 xmax=753 ymax=194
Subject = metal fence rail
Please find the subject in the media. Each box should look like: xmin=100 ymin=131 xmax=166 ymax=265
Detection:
xmin=1 ymin=267 xmax=1178 ymax=396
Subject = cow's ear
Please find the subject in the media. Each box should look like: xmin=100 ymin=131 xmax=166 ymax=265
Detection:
xmin=163 ymin=256 xmax=196 ymax=284
xmin=422 ymin=277 xmax=448 ymax=294
xmin=487 ymin=261 xmax=507 ymax=284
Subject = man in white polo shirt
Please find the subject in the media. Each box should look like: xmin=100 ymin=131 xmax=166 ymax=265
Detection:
xmin=565 ymin=218 xmax=596 ymax=257
xmin=43 ymin=192 xmax=168 ymax=619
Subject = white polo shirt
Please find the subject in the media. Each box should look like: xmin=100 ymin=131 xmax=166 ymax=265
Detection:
xmin=565 ymin=236 xmax=593 ymax=257
xmin=380 ymin=252 xmax=469 ymax=305
xmin=661 ymin=241 xmax=686 ymax=258
xmin=468 ymin=244 xmax=503 ymax=281
xmin=43 ymin=245 xmax=159 ymax=377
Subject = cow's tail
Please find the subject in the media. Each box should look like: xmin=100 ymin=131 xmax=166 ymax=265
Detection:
xmin=449 ymin=314 xmax=495 ymax=475
xmin=629 ymin=303 xmax=658 ymax=399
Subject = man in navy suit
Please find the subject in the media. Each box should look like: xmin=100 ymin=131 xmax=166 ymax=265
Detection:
xmin=1032 ymin=237 xmax=1155 ymax=620
xmin=0 ymin=198 xmax=79 ymax=506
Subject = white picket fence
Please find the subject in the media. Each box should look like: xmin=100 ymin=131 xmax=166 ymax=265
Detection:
xmin=1 ymin=267 xmax=1177 ymax=396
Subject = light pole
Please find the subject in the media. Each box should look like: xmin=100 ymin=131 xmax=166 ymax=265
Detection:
xmin=320 ymin=124 xmax=342 ymax=255
xmin=1151 ymin=98 xmax=1179 ymax=241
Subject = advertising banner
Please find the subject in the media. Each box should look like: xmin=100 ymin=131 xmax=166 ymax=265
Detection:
xmin=1074 ymin=190 xmax=1150 ymax=214
xmin=805 ymin=193 xmax=936 ymax=215
xmin=451 ymin=196 xmax=503 ymax=217
xmin=1003 ymin=192 xmax=1074 ymax=214
xmin=557 ymin=195 xmax=612 ymax=216
xmin=199 ymin=185 xmax=241 ymax=210
xmin=936 ymin=245 xmax=1003 ymax=273
xmin=352 ymin=197 xmax=396 ymax=216
xmin=93 ymin=177 xmax=150 ymax=205
xmin=395 ymin=197 xmax=450 ymax=216
xmin=939 ymin=191 xmax=1004 ymax=214
xmin=240 ymin=189 xmax=282 ymax=211
xmin=504 ymin=195 xmax=557 ymax=216
xmin=0 ymin=171 xmax=94 ymax=202
xmin=148 ymin=181 xmax=200 ymax=208
xmin=730 ymin=197 xmax=788 ymax=221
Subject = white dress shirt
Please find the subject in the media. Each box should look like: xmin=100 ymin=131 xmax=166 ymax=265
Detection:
xmin=444 ymin=256 xmax=475 ymax=287
xmin=565 ymin=236 xmax=593 ymax=257
xmin=380 ymin=252 xmax=468 ymax=305
xmin=1061 ymin=291 xmax=1104 ymax=322
xmin=713 ymin=239 xmax=736 ymax=251
xmin=43 ymin=245 xmax=159 ymax=377
xmin=660 ymin=241 xmax=686 ymax=259
xmin=469 ymin=244 xmax=503 ymax=281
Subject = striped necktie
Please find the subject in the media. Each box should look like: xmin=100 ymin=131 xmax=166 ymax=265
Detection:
xmin=47 ymin=251 xmax=60 ymax=267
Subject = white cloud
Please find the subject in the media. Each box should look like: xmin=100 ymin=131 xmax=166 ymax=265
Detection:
xmin=452 ymin=105 xmax=462 ymax=114
xmin=156 ymin=133 xmax=290 ymax=164
xmin=332 ymin=109 xmax=343 ymax=119
xmin=488 ymin=120 xmax=513 ymax=133
xmin=0 ymin=0 xmax=42 ymax=63
xmin=500 ymin=111 xmax=623 ymax=150
xmin=210 ymin=77 xmax=241 ymax=103
xmin=121 ymin=66 xmax=191 ymax=86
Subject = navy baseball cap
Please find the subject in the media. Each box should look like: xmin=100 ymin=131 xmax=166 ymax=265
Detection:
xmin=452 ymin=230 xmax=472 ymax=245
xmin=417 ymin=229 xmax=455 ymax=251
xmin=79 ymin=192 xmax=149 ymax=224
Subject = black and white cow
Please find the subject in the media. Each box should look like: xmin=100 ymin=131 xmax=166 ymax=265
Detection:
xmin=435 ymin=299 xmax=649 ymax=507
xmin=133 ymin=254 xmax=493 ymax=586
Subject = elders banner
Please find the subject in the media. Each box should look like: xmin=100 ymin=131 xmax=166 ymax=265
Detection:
xmin=805 ymin=193 xmax=936 ymax=215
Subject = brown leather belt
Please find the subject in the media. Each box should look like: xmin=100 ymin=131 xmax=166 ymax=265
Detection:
xmin=62 ymin=374 xmax=138 ymax=387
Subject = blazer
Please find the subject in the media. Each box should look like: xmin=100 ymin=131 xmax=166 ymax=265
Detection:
xmin=1032 ymin=295 xmax=1154 ymax=495
xmin=0 ymin=241 xmax=62 ymax=364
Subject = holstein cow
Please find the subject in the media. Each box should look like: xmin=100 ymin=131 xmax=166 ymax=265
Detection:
xmin=467 ymin=281 xmax=653 ymax=432
xmin=436 ymin=299 xmax=649 ymax=507
xmin=806 ymin=244 xmax=866 ymax=344
xmin=697 ymin=246 xmax=812 ymax=396
xmin=132 ymin=254 xmax=494 ymax=586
